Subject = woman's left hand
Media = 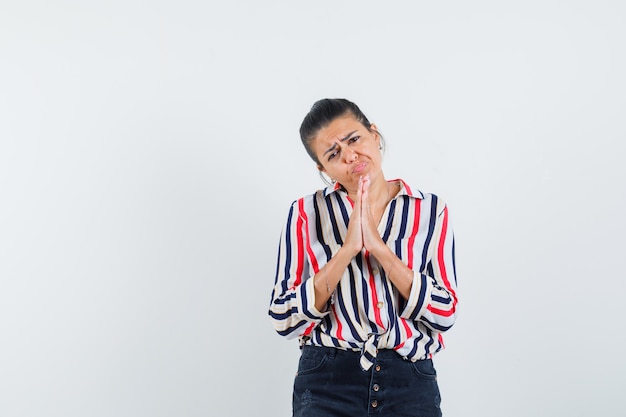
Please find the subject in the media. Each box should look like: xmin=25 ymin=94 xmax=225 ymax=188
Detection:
xmin=359 ymin=175 xmax=413 ymax=299
xmin=359 ymin=175 xmax=386 ymax=255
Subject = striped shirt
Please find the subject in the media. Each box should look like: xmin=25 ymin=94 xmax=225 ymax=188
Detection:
xmin=269 ymin=179 xmax=458 ymax=368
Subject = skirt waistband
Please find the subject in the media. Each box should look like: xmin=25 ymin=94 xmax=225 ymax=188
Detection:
xmin=301 ymin=344 xmax=406 ymax=360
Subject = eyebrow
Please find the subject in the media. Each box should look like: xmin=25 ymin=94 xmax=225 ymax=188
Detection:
xmin=323 ymin=130 xmax=358 ymax=156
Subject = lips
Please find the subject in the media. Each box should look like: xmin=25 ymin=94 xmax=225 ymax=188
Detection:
xmin=352 ymin=162 xmax=367 ymax=174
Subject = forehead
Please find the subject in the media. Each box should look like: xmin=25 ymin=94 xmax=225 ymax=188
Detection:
xmin=313 ymin=115 xmax=364 ymax=145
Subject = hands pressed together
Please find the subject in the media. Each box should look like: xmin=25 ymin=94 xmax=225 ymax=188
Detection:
xmin=313 ymin=175 xmax=413 ymax=310
xmin=344 ymin=175 xmax=387 ymax=258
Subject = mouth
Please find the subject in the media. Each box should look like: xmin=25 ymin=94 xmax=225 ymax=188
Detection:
xmin=352 ymin=162 xmax=367 ymax=174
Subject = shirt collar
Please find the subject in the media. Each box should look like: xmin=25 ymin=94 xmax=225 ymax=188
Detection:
xmin=322 ymin=178 xmax=424 ymax=200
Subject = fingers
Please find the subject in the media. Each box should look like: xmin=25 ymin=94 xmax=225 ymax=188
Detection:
xmin=360 ymin=175 xmax=382 ymax=252
xmin=361 ymin=174 xmax=370 ymax=192
xmin=360 ymin=175 xmax=370 ymax=216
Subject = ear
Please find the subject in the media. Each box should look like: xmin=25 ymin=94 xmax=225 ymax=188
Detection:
xmin=317 ymin=164 xmax=325 ymax=173
xmin=370 ymin=123 xmax=381 ymax=143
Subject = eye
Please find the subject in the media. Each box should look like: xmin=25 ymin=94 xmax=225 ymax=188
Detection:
xmin=328 ymin=149 xmax=339 ymax=161
xmin=348 ymin=135 xmax=360 ymax=144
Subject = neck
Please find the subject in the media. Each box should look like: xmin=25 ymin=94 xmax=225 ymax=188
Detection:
xmin=369 ymin=177 xmax=390 ymax=204
xmin=346 ymin=175 xmax=389 ymax=203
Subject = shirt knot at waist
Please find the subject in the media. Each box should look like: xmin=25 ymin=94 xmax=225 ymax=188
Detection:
xmin=360 ymin=333 xmax=382 ymax=371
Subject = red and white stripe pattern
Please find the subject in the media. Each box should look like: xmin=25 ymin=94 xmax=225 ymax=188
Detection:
xmin=269 ymin=179 xmax=458 ymax=366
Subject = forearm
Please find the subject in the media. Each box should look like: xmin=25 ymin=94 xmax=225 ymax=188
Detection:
xmin=313 ymin=246 xmax=357 ymax=311
xmin=374 ymin=246 xmax=413 ymax=300
xmin=371 ymin=242 xmax=457 ymax=331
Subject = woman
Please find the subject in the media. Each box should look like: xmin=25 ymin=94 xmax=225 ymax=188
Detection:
xmin=269 ymin=98 xmax=458 ymax=417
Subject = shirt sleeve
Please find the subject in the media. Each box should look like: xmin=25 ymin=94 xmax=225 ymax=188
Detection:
xmin=268 ymin=200 xmax=329 ymax=339
xmin=399 ymin=203 xmax=458 ymax=332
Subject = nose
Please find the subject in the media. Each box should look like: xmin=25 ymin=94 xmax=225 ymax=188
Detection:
xmin=343 ymin=148 xmax=358 ymax=163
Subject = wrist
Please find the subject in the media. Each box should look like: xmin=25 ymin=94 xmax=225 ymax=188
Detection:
xmin=366 ymin=239 xmax=389 ymax=259
xmin=339 ymin=243 xmax=361 ymax=260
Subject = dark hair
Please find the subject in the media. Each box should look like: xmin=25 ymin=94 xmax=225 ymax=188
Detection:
xmin=299 ymin=98 xmax=381 ymax=166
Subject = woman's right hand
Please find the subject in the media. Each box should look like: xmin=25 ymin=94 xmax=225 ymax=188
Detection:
xmin=343 ymin=176 xmax=365 ymax=256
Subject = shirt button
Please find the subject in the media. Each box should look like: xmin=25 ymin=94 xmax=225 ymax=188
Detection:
xmin=373 ymin=384 xmax=380 ymax=392
xmin=373 ymin=267 xmax=379 ymax=275
xmin=377 ymin=301 xmax=384 ymax=309
xmin=375 ymin=365 xmax=381 ymax=372
xmin=371 ymin=400 xmax=378 ymax=408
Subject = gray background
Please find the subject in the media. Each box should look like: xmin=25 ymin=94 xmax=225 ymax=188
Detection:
xmin=1 ymin=1 xmax=625 ymax=416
